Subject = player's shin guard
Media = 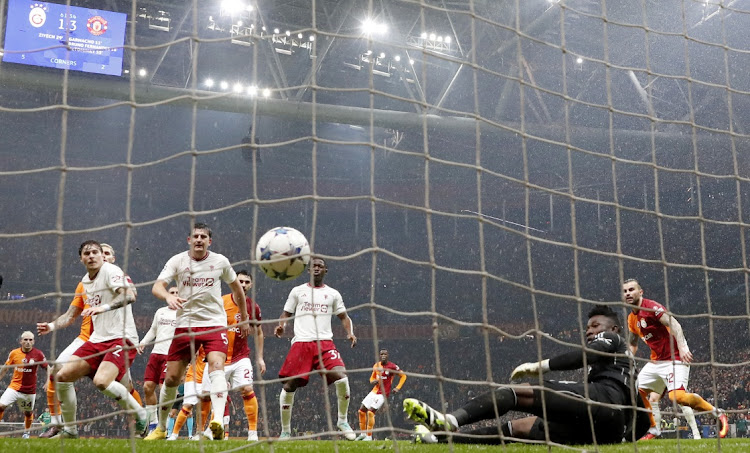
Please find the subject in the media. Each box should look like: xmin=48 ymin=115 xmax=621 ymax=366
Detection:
xmin=159 ymin=385 xmax=178 ymax=429
xmin=208 ymin=370 xmax=228 ymax=424
xmin=173 ymin=408 xmax=190 ymax=435
xmin=367 ymin=410 xmax=375 ymax=436
xmin=279 ymin=389 xmax=295 ymax=433
xmin=243 ymin=392 xmax=258 ymax=431
xmin=358 ymin=409 xmax=367 ymax=431
xmin=333 ymin=377 xmax=350 ymax=423
xmin=56 ymin=381 xmax=77 ymax=427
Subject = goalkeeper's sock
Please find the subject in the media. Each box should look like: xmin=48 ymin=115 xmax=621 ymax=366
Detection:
xmin=453 ymin=387 xmax=516 ymax=427
xmin=187 ymin=416 xmax=194 ymax=437
xmin=159 ymin=385 xmax=178 ymax=430
xmin=279 ymin=389 xmax=295 ymax=433
xmin=333 ymin=377 xmax=350 ymax=423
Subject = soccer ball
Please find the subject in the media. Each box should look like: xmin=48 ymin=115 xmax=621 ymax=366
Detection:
xmin=255 ymin=227 xmax=311 ymax=281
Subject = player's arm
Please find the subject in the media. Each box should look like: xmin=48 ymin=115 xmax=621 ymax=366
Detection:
xmin=511 ymin=332 xmax=620 ymax=379
xmin=274 ymin=311 xmax=294 ymax=337
xmin=254 ymin=321 xmax=266 ymax=375
xmin=337 ymin=312 xmax=357 ymax=348
xmin=394 ymin=368 xmax=407 ymax=393
xmin=369 ymin=366 xmax=378 ymax=384
xmin=152 ymin=279 xmax=185 ymax=310
xmin=37 ymin=304 xmax=84 ymax=335
xmin=659 ymin=312 xmax=693 ymax=363
xmin=627 ymin=314 xmax=640 ymax=355
xmin=138 ymin=312 xmax=160 ymax=354
xmin=82 ymin=285 xmax=136 ymax=317
xmin=229 ymin=278 xmax=250 ymax=338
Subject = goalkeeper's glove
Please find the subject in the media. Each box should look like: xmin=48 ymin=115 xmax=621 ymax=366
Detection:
xmin=510 ymin=359 xmax=550 ymax=381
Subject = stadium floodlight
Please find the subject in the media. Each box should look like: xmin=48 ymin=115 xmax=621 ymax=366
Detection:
xmin=273 ymin=28 xmax=280 ymax=34
xmin=220 ymin=80 xmax=229 ymax=90
xmin=247 ymin=85 xmax=258 ymax=96
xmin=237 ymin=20 xmax=243 ymax=27
xmin=309 ymin=35 xmax=315 ymax=41
xmin=394 ymin=55 xmax=401 ymax=62
xmin=409 ymin=59 xmax=414 ymax=65
xmin=576 ymin=57 xmax=583 ymax=64
xmin=138 ymin=68 xmax=147 ymax=77
xmin=445 ymin=36 xmax=452 ymax=44
xmin=362 ymin=18 xmax=387 ymax=36
xmin=298 ymin=33 xmax=303 ymax=39
xmin=262 ymin=88 xmax=271 ymax=98
xmin=233 ymin=83 xmax=244 ymax=93
xmin=379 ymin=52 xmax=385 ymax=58
xmin=285 ymin=30 xmax=291 ymax=36
xmin=420 ymin=32 xmax=427 ymax=39
xmin=205 ymin=78 xmax=215 ymax=88
xmin=429 ymin=33 xmax=436 ymax=41
xmin=221 ymin=0 xmax=246 ymax=16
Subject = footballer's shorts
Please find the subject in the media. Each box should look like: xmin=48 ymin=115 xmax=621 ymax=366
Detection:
xmin=278 ymin=340 xmax=345 ymax=386
xmin=637 ymin=361 xmax=690 ymax=395
xmin=55 ymin=337 xmax=86 ymax=369
xmin=167 ymin=327 xmax=228 ymax=362
xmin=0 ymin=388 xmax=36 ymax=413
xmin=74 ymin=338 xmax=137 ymax=381
xmin=361 ymin=392 xmax=386 ymax=411
xmin=144 ymin=353 xmax=169 ymax=384
xmin=225 ymin=357 xmax=253 ymax=389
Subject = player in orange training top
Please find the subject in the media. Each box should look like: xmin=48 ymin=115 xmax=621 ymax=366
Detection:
xmin=0 ymin=331 xmax=49 ymax=439
xmin=355 ymin=349 xmax=406 ymax=441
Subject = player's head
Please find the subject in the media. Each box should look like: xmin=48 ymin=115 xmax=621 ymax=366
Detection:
xmin=310 ymin=257 xmax=327 ymax=278
xmin=379 ymin=349 xmax=389 ymax=363
xmin=622 ymin=278 xmax=643 ymax=307
xmin=237 ymin=270 xmax=253 ymax=293
xmin=20 ymin=331 xmax=35 ymax=351
xmin=100 ymin=243 xmax=116 ymax=264
xmin=78 ymin=240 xmax=104 ymax=272
xmin=586 ymin=305 xmax=621 ymax=340
xmin=167 ymin=286 xmax=179 ymax=296
xmin=188 ymin=223 xmax=213 ymax=257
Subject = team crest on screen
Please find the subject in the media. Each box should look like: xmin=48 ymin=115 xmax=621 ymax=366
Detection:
xmin=87 ymin=16 xmax=108 ymax=36
xmin=29 ymin=4 xmax=48 ymax=28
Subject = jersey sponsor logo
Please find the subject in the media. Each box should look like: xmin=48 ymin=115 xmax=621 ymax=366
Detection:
xmin=300 ymin=301 xmax=328 ymax=313
xmin=181 ymin=277 xmax=215 ymax=287
xmin=158 ymin=319 xmax=177 ymax=326
xmin=593 ymin=332 xmax=612 ymax=345
xmin=643 ymin=333 xmax=653 ymax=341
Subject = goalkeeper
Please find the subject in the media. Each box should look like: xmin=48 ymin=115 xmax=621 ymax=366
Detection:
xmin=404 ymin=305 xmax=650 ymax=445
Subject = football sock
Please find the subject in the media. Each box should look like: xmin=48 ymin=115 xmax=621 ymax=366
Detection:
xmin=187 ymin=416 xmax=194 ymax=437
xmin=682 ymin=406 xmax=700 ymax=437
xmin=208 ymin=370 xmax=228 ymax=424
xmin=173 ymin=408 xmax=189 ymax=435
xmin=651 ymin=401 xmax=662 ymax=432
xmin=358 ymin=409 xmax=367 ymax=431
xmin=146 ymin=405 xmax=157 ymax=426
xmin=103 ymin=381 xmax=146 ymax=420
xmin=280 ymin=389 xmax=295 ymax=433
xmin=0 ymin=408 xmax=4 ymax=421
xmin=366 ymin=410 xmax=375 ymax=436
xmin=57 ymin=381 xmax=77 ymax=426
xmin=243 ymin=392 xmax=258 ymax=431
xmin=47 ymin=377 xmax=60 ymax=421
xmin=639 ymin=389 xmax=657 ymax=430
xmin=159 ymin=385 xmax=178 ymax=429
xmin=333 ymin=377 xmax=350 ymax=423
xmin=452 ymin=387 xmax=517 ymax=427
xmin=200 ymin=399 xmax=211 ymax=431
xmin=669 ymin=389 xmax=714 ymax=413
xmin=131 ymin=388 xmax=143 ymax=406
xmin=24 ymin=413 xmax=32 ymax=430
xmin=166 ymin=414 xmax=177 ymax=435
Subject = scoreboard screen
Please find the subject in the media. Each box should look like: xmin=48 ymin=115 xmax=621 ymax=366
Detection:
xmin=2 ymin=0 xmax=127 ymax=76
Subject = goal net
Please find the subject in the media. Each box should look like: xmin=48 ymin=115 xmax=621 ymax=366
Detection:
xmin=0 ymin=0 xmax=748 ymax=448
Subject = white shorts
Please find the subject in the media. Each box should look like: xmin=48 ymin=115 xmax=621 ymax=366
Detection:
xmin=0 ymin=388 xmax=36 ymax=413
xmin=183 ymin=380 xmax=200 ymax=406
xmin=56 ymin=337 xmax=86 ymax=368
xmin=637 ymin=361 xmax=690 ymax=395
xmin=223 ymin=415 xmax=230 ymax=425
xmin=361 ymin=392 xmax=386 ymax=411
xmin=225 ymin=358 xmax=253 ymax=389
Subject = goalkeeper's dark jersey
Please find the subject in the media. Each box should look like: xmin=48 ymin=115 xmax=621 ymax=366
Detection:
xmin=548 ymin=331 xmax=633 ymax=389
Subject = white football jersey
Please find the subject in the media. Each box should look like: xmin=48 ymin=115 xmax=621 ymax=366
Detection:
xmin=141 ymin=306 xmax=177 ymax=355
xmin=82 ymin=262 xmax=139 ymax=344
xmin=156 ymin=251 xmax=237 ymax=328
xmin=283 ymin=283 xmax=346 ymax=343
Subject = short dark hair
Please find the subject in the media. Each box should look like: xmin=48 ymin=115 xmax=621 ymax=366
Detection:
xmin=587 ymin=305 xmax=621 ymax=332
xmin=311 ymin=256 xmax=327 ymax=267
xmin=237 ymin=269 xmax=252 ymax=280
xmin=624 ymin=278 xmax=640 ymax=289
xmin=78 ymin=240 xmax=102 ymax=257
xmin=193 ymin=222 xmax=212 ymax=238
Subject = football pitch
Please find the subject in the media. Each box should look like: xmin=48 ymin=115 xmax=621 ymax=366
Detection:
xmin=1 ymin=438 xmax=749 ymax=453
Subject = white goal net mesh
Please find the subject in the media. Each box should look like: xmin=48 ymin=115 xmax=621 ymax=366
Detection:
xmin=1 ymin=0 xmax=749 ymax=449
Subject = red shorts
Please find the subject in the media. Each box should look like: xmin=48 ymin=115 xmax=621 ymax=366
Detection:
xmin=278 ymin=340 xmax=345 ymax=386
xmin=167 ymin=327 xmax=228 ymax=362
xmin=144 ymin=353 xmax=168 ymax=384
xmin=74 ymin=339 xmax=136 ymax=381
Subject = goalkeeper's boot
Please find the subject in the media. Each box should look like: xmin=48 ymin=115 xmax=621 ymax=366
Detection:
xmin=336 ymin=421 xmax=356 ymax=440
xmin=403 ymin=398 xmax=458 ymax=432
xmin=144 ymin=426 xmax=167 ymax=441
xmin=718 ymin=409 xmax=729 ymax=438
xmin=209 ymin=419 xmax=224 ymax=441
xmin=412 ymin=425 xmax=438 ymax=444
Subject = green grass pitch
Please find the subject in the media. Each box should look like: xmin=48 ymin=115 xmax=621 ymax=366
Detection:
xmin=0 ymin=438 xmax=748 ymax=452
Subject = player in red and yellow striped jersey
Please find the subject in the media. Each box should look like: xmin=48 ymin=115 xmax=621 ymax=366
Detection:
xmin=222 ymin=270 xmax=264 ymax=441
xmin=356 ymin=349 xmax=406 ymax=441
xmin=0 ymin=331 xmax=49 ymax=438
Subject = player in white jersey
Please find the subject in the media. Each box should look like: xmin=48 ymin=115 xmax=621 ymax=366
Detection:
xmin=274 ymin=257 xmax=357 ymax=440
xmin=138 ymin=286 xmax=178 ymax=433
xmin=46 ymin=240 xmax=148 ymax=438
xmin=145 ymin=222 xmax=250 ymax=441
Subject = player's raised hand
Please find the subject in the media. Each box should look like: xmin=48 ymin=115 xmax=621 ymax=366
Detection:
xmin=347 ymin=332 xmax=357 ymax=348
xmin=510 ymin=362 xmax=540 ymax=380
xmin=36 ymin=322 xmax=52 ymax=336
